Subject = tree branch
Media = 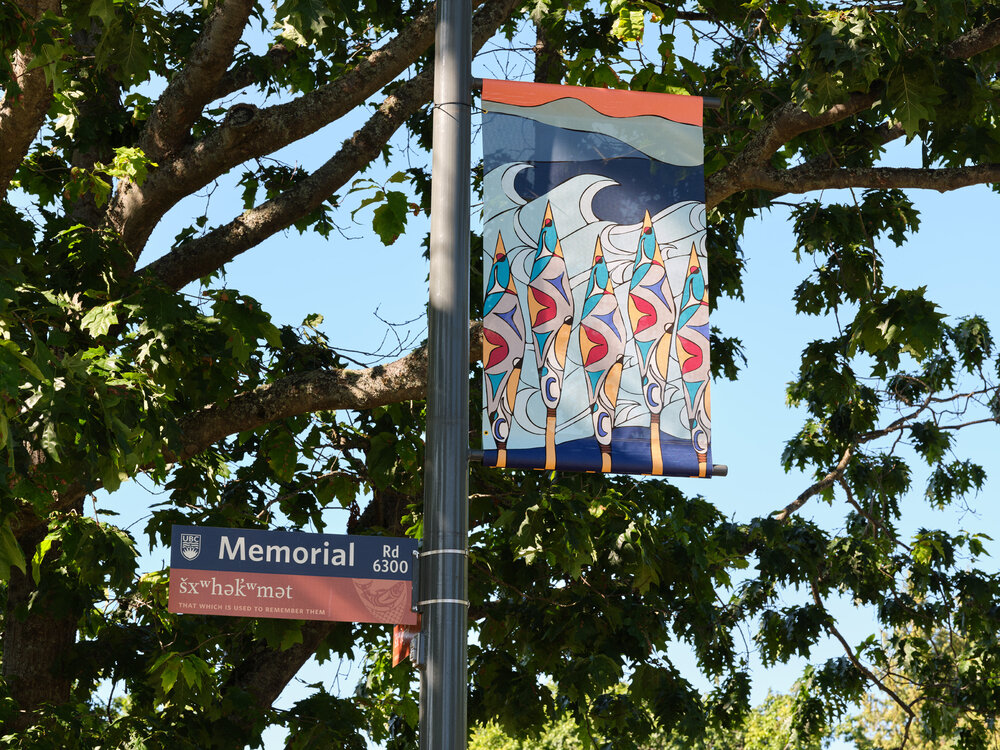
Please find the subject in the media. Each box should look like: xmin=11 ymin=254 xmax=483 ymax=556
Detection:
xmin=212 ymin=43 xmax=294 ymax=101
xmin=706 ymin=93 xmax=877 ymax=209
xmin=178 ymin=322 xmax=483 ymax=459
xmin=174 ymin=346 xmax=432 ymax=459
xmin=943 ymin=17 xmax=1000 ymax=59
xmin=773 ymin=447 xmax=852 ymax=522
xmin=0 ymin=0 xmax=61 ymax=200
xmin=140 ymin=0 xmax=254 ymax=162
xmin=744 ymin=163 xmax=1000 ymax=199
xmin=140 ymin=69 xmax=434 ymax=289
xmin=707 ymin=16 xmax=1000 ymax=211
xmin=137 ymin=0 xmax=522 ymax=287
xmin=811 ymin=581 xmax=917 ymax=731
xmin=799 ymin=120 xmax=906 ymax=173
xmin=107 ymin=0 xmax=440 ymax=255
xmin=24 ymin=323 xmax=483 ymax=532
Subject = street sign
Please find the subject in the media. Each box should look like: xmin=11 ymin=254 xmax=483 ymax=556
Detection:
xmin=168 ymin=525 xmax=418 ymax=625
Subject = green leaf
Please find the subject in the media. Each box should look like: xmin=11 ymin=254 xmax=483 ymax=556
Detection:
xmin=910 ymin=421 xmax=951 ymax=465
xmin=281 ymin=626 xmax=304 ymax=650
xmin=612 ymin=9 xmax=645 ymax=41
xmin=0 ymin=524 xmax=26 ymax=580
xmin=370 ymin=190 xmax=409 ymax=246
xmin=275 ymin=0 xmax=336 ymax=42
xmin=157 ymin=654 xmax=181 ymax=694
xmin=32 ymin=531 xmax=58 ymax=585
xmin=886 ymin=71 xmax=944 ymax=138
xmin=260 ymin=321 xmax=282 ymax=348
xmin=676 ymin=55 xmax=705 ymax=85
xmin=80 ymin=302 xmax=118 ymax=337
xmin=99 ymin=146 xmax=157 ymax=186
xmin=116 ymin=24 xmax=155 ymax=84
xmin=0 ymin=340 xmax=46 ymax=381
xmin=88 ymin=0 xmax=115 ymax=25
xmin=41 ymin=420 xmax=61 ymax=463
xmin=264 ymin=429 xmax=298 ymax=483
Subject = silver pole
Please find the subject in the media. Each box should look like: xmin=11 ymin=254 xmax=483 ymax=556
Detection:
xmin=419 ymin=0 xmax=471 ymax=743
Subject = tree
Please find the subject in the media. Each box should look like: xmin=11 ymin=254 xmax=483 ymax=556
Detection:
xmin=469 ymin=686 xmax=824 ymax=750
xmin=2 ymin=0 xmax=1000 ymax=746
xmin=838 ymin=627 xmax=1000 ymax=750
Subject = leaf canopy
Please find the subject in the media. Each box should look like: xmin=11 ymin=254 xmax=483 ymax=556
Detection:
xmin=1 ymin=0 xmax=1000 ymax=747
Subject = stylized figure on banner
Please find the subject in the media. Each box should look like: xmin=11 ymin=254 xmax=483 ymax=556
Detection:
xmin=579 ymin=237 xmax=626 ymax=473
xmin=483 ymin=233 xmax=525 ymax=468
xmin=528 ymin=203 xmax=574 ymax=470
xmin=675 ymin=242 xmax=712 ymax=477
xmin=627 ymin=211 xmax=676 ymax=475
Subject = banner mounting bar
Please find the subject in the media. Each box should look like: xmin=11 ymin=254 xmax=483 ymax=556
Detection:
xmin=470 ymin=449 xmax=728 ymax=476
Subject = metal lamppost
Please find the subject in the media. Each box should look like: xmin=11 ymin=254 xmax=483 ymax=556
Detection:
xmin=419 ymin=0 xmax=472 ymax=744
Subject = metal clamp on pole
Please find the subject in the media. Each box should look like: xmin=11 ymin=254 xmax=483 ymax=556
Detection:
xmin=416 ymin=549 xmax=470 ymax=606
xmin=411 ymin=549 xmax=421 ymax=613
xmin=419 ymin=548 xmax=468 ymax=557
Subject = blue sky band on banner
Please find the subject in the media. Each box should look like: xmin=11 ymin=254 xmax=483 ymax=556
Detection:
xmin=481 ymin=80 xmax=713 ymax=478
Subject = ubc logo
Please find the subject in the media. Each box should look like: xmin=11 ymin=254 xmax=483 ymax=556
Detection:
xmin=180 ymin=533 xmax=202 ymax=561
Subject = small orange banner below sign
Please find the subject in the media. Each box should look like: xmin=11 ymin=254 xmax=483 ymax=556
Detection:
xmin=393 ymin=615 xmax=421 ymax=666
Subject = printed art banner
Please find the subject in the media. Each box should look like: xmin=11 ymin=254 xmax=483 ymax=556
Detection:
xmin=481 ymin=80 xmax=713 ymax=477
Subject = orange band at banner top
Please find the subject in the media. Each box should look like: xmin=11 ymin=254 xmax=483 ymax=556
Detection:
xmin=482 ymin=79 xmax=703 ymax=127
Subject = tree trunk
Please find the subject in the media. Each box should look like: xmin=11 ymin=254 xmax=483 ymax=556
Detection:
xmin=2 ymin=531 xmax=77 ymax=734
xmin=534 ymin=9 xmax=565 ymax=84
